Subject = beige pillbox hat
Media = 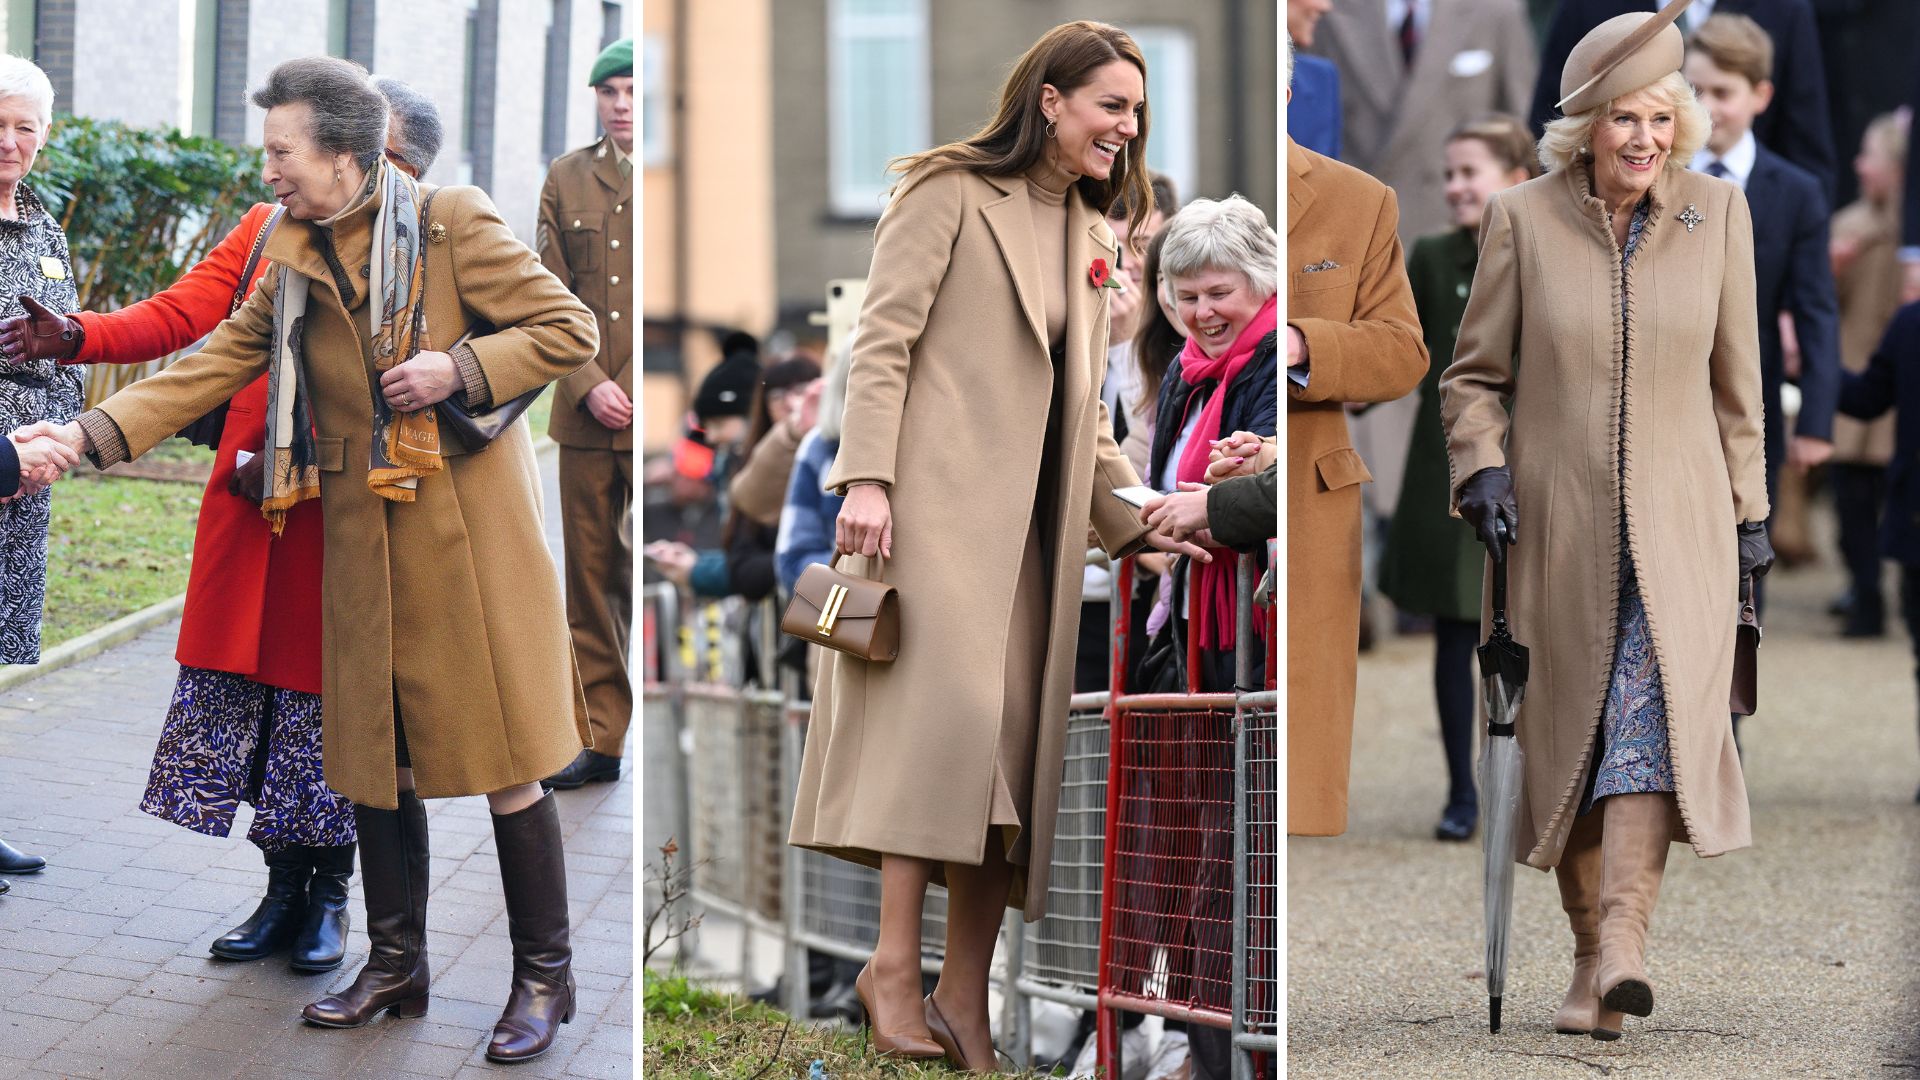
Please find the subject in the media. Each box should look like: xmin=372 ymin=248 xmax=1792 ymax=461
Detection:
xmin=1556 ymin=0 xmax=1694 ymax=116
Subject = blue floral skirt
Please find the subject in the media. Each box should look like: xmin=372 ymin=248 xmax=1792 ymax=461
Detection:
xmin=139 ymin=666 xmax=356 ymax=851
xmin=1589 ymin=564 xmax=1676 ymax=802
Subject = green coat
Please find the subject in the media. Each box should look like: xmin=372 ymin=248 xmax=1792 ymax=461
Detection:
xmin=1379 ymin=228 xmax=1484 ymax=622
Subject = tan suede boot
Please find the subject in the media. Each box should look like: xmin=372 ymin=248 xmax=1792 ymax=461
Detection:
xmin=1592 ymin=793 xmax=1675 ymax=1018
xmin=1552 ymin=810 xmax=1626 ymax=1039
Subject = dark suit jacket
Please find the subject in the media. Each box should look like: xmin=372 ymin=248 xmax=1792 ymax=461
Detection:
xmin=1837 ymin=301 xmax=1920 ymax=562
xmin=1208 ymin=465 xmax=1277 ymax=551
xmin=1289 ymin=54 xmax=1343 ymax=160
xmin=1745 ymin=143 xmax=1841 ymax=488
xmin=1530 ymin=0 xmax=1836 ymax=199
xmin=0 ymin=439 xmax=15 ymax=500
xmin=1905 ymin=35 xmax=1920 ymax=248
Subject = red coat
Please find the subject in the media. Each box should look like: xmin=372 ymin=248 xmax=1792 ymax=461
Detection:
xmin=71 ymin=203 xmax=323 ymax=694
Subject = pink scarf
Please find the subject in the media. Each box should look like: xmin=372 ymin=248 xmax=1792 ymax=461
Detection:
xmin=1173 ymin=294 xmax=1277 ymax=652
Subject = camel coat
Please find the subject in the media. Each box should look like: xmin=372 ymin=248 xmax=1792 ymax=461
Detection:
xmin=1286 ymin=140 xmax=1430 ymax=837
xmin=1441 ymin=161 xmax=1768 ymax=869
xmin=788 ymin=167 xmax=1149 ymax=920
xmin=85 ymin=179 xmax=599 ymax=808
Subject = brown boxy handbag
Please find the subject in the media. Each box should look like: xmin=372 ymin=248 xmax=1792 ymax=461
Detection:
xmin=780 ymin=554 xmax=900 ymax=662
xmin=1729 ymin=574 xmax=1760 ymax=716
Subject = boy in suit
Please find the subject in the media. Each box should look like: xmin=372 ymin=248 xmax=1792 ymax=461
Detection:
xmin=1684 ymin=14 xmax=1839 ymax=521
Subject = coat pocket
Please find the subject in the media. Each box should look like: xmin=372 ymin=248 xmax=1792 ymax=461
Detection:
xmin=315 ymin=437 xmax=345 ymax=473
xmin=1314 ymin=446 xmax=1373 ymax=492
xmin=562 ymin=211 xmax=604 ymax=274
xmin=1291 ymin=263 xmax=1359 ymax=295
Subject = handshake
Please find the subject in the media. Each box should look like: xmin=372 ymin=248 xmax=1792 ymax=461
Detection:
xmin=3 ymin=420 xmax=88 ymax=502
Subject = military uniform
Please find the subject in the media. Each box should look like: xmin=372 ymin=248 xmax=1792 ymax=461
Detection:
xmin=539 ymin=134 xmax=633 ymax=759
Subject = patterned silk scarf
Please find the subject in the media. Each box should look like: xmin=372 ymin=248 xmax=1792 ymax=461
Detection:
xmin=260 ymin=162 xmax=440 ymax=532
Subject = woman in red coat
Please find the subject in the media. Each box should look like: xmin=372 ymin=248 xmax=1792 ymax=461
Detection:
xmin=0 ymin=86 xmax=444 ymax=972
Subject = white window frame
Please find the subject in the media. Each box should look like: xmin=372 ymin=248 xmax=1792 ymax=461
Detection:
xmin=828 ymin=0 xmax=930 ymax=218
xmin=1121 ymin=25 xmax=1198 ymax=204
xmin=642 ymin=33 xmax=670 ymax=168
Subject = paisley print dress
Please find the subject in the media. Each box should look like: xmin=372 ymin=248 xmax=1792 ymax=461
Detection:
xmin=0 ymin=183 xmax=81 ymax=665
xmin=1590 ymin=198 xmax=1677 ymax=804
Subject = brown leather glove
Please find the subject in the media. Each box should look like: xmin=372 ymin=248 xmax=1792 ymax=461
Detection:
xmin=0 ymin=295 xmax=83 ymax=363
xmin=227 ymin=451 xmax=267 ymax=505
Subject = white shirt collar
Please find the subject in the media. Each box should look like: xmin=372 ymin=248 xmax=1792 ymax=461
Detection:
xmin=1691 ymin=128 xmax=1756 ymax=191
xmin=1385 ymin=0 xmax=1429 ymax=34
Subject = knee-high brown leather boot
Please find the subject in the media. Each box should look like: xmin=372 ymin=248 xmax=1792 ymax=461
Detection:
xmin=486 ymin=792 xmax=576 ymax=1062
xmin=1593 ymin=793 xmax=1675 ymax=1018
xmin=302 ymin=792 xmax=430 ymax=1026
xmin=1552 ymin=809 xmax=1626 ymax=1039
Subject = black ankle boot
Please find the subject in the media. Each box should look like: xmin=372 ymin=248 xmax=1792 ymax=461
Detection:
xmin=292 ymin=843 xmax=354 ymax=972
xmin=486 ymin=793 xmax=576 ymax=1062
xmin=303 ymin=794 xmax=430 ymax=1027
xmin=544 ymin=749 xmax=621 ymax=790
xmin=0 ymin=836 xmax=45 ymax=874
xmin=211 ymin=847 xmax=310 ymax=961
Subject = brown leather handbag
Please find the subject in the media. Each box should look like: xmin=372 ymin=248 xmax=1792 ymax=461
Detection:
xmin=781 ymin=554 xmax=899 ymax=662
xmin=1729 ymin=575 xmax=1760 ymax=716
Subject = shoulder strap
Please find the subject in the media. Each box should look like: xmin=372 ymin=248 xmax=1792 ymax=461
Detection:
xmin=231 ymin=205 xmax=288 ymax=316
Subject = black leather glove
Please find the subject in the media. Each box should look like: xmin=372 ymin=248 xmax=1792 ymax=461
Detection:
xmin=1737 ymin=521 xmax=1773 ymax=595
xmin=1457 ymin=465 xmax=1518 ymax=557
xmin=0 ymin=295 xmax=82 ymax=363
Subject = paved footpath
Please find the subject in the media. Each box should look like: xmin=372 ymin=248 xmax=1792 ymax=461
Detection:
xmin=1290 ymin=545 xmax=1920 ymax=1078
xmin=0 ymin=447 xmax=633 ymax=1079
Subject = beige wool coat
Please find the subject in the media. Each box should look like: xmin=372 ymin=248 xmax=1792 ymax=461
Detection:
xmin=788 ymin=166 xmax=1149 ymax=921
xmin=1285 ymin=140 xmax=1430 ymax=837
xmin=1440 ymin=161 xmax=1769 ymax=870
xmin=87 ymin=178 xmax=599 ymax=808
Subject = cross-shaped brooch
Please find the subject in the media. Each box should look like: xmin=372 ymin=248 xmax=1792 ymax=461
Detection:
xmin=1677 ymin=204 xmax=1704 ymax=233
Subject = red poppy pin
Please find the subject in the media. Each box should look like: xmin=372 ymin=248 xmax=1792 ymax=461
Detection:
xmin=1089 ymin=257 xmax=1125 ymax=291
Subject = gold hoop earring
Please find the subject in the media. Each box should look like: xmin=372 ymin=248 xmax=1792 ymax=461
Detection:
xmin=1045 ymin=119 xmax=1057 ymax=139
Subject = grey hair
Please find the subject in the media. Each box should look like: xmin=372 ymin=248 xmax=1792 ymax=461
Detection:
xmin=1538 ymin=70 xmax=1710 ymax=174
xmin=251 ymin=57 xmax=389 ymax=170
xmin=0 ymin=57 xmax=54 ymax=128
xmin=372 ymin=77 xmax=444 ymax=174
xmin=1157 ymin=194 xmax=1279 ymax=301
xmin=817 ymin=335 xmax=853 ymax=444
xmin=1285 ymin=31 xmax=1294 ymax=89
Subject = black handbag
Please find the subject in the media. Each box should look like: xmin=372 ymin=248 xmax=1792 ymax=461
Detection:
xmin=416 ymin=189 xmax=539 ymax=451
xmin=1132 ymin=556 xmax=1188 ymax=694
xmin=175 ymin=206 xmax=285 ymax=447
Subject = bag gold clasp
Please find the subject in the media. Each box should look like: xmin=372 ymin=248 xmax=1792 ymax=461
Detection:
xmin=817 ymin=583 xmax=849 ymax=636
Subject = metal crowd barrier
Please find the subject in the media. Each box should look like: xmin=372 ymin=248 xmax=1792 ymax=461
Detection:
xmin=643 ymin=549 xmax=1276 ymax=1078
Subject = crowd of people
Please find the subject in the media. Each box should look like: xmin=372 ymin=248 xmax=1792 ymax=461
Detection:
xmin=0 ymin=39 xmax=633 ymax=1066
xmin=1289 ymin=0 xmax=1920 ymax=1046
xmin=643 ymin=20 xmax=1277 ymax=1077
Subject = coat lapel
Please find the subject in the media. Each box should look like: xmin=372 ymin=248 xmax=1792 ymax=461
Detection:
xmin=1380 ymin=0 xmax=1475 ymax=164
xmin=979 ymin=173 xmax=1050 ymax=356
xmin=1065 ymin=193 xmax=1111 ymax=421
xmin=591 ymin=136 xmax=629 ymax=196
xmin=1287 ymin=139 xmax=1317 ymax=237
xmin=1323 ymin=0 xmax=1401 ymax=130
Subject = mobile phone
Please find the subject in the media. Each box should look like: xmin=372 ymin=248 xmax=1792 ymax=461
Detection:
xmin=1111 ymin=485 xmax=1160 ymax=510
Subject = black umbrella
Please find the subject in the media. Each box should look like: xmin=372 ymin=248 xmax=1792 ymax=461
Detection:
xmin=1478 ymin=520 xmax=1529 ymax=1034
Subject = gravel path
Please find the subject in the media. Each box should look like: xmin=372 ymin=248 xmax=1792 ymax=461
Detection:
xmin=1288 ymin=544 xmax=1920 ymax=1078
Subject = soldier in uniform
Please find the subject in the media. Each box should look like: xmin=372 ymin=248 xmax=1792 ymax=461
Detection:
xmin=543 ymin=38 xmax=634 ymax=789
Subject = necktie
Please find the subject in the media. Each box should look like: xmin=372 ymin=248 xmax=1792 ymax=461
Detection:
xmin=1399 ymin=5 xmax=1419 ymax=67
xmin=1705 ymin=160 xmax=1729 ymax=180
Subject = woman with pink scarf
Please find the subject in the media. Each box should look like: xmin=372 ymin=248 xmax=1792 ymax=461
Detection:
xmin=1143 ymin=195 xmax=1278 ymax=691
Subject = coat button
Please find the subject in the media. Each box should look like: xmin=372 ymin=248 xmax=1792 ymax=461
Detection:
xmin=610 ymin=239 xmax=621 ymax=249
xmin=572 ymin=219 xmax=581 ymax=228
xmin=610 ymin=311 xmax=621 ymax=321
xmin=361 ymin=266 xmax=370 ymax=278
xmin=610 ymin=275 xmax=620 ymax=285
xmin=615 ymin=204 xmax=623 ymax=213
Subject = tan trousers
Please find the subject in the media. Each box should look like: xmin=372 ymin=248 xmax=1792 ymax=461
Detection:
xmin=560 ymin=445 xmax=633 ymax=756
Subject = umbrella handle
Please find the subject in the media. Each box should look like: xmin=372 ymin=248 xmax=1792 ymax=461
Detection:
xmin=1490 ymin=518 xmax=1510 ymax=633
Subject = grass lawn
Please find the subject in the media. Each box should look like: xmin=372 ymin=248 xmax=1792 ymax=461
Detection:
xmin=643 ymin=973 xmax=1053 ymax=1079
xmin=41 ymin=471 xmax=202 ymax=650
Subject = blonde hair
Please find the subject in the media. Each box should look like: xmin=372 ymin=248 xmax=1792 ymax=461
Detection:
xmin=1864 ymin=109 xmax=1909 ymax=174
xmin=1537 ymin=70 xmax=1709 ymax=175
xmin=1687 ymin=13 xmax=1773 ymax=88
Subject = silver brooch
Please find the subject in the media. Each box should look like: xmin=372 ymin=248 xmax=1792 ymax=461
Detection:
xmin=1677 ymin=204 xmax=1704 ymax=233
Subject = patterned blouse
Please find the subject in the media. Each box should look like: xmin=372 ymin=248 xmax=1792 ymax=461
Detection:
xmin=0 ymin=180 xmax=83 ymax=665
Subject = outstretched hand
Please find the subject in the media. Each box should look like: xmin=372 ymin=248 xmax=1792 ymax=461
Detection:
xmin=6 ymin=425 xmax=83 ymax=500
xmin=0 ymin=295 xmax=83 ymax=364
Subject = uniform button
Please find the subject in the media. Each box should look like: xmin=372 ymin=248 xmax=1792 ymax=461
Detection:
xmin=615 ymin=204 xmax=624 ymax=213
xmin=610 ymin=275 xmax=620 ymax=285
xmin=610 ymin=311 xmax=621 ymax=321
xmin=610 ymin=239 xmax=621 ymax=249
xmin=572 ymin=219 xmax=582 ymax=228
xmin=360 ymin=266 xmax=370 ymax=278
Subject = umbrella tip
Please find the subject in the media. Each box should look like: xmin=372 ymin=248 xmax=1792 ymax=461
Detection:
xmin=1490 ymin=996 xmax=1502 ymax=1033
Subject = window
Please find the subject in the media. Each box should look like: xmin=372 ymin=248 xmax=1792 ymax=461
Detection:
xmin=326 ymin=0 xmax=347 ymax=57
xmin=540 ymin=0 xmax=570 ymax=162
xmin=4 ymin=0 xmax=32 ymax=59
xmin=1121 ymin=26 xmax=1197 ymax=203
xmin=828 ymin=0 xmax=928 ymax=218
xmin=641 ymin=33 xmax=667 ymax=168
xmin=601 ymin=1 xmax=622 ymax=47
xmin=189 ymin=0 xmax=216 ymax=136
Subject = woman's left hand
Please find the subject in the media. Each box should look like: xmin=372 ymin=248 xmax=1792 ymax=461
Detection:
xmin=1737 ymin=522 xmax=1774 ymax=592
xmin=379 ymin=351 xmax=463 ymax=412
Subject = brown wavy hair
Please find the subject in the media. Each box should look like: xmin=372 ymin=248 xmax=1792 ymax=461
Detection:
xmin=889 ymin=21 xmax=1154 ymax=238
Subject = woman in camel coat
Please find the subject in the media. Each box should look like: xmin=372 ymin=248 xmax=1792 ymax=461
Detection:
xmin=34 ymin=57 xmax=596 ymax=1063
xmin=1441 ymin=5 xmax=1770 ymax=1042
xmin=789 ymin=20 xmax=1201 ymax=1070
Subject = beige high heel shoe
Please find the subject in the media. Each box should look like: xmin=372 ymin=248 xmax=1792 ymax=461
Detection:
xmin=854 ymin=962 xmax=943 ymax=1059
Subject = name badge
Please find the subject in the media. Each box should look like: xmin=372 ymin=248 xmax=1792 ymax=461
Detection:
xmin=38 ymin=256 xmax=64 ymax=280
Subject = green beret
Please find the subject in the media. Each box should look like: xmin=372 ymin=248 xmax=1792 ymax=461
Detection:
xmin=590 ymin=38 xmax=632 ymax=87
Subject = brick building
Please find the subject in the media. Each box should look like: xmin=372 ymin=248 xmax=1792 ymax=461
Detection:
xmin=0 ymin=0 xmax=628 ymax=245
